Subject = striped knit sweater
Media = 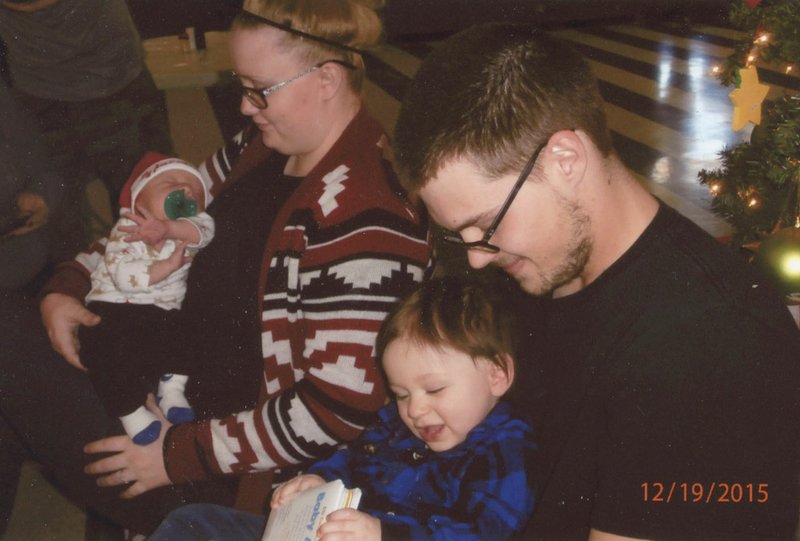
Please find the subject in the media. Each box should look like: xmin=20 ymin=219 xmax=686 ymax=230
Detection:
xmin=43 ymin=108 xmax=430 ymax=482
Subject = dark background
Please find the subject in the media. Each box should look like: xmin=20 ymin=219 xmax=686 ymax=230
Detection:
xmin=125 ymin=0 xmax=730 ymax=40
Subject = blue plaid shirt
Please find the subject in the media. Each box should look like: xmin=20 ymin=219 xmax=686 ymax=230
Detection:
xmin=308 ymin=401 xmax=536 ymax=540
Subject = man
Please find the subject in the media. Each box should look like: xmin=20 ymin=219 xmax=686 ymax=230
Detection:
xmin=393 ymin=23 xmax=799 ymax=540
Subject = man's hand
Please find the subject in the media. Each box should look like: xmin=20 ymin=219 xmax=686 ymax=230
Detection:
xmin=1 ymin=192 xmax=48 ymax=238
xmin=84 ymin=395 xmax=172 ymax=498
xmin=588 ymin=529 xmax=650 ymax=541
xmin=271 ymin=474 xmax=327 ymax=509
xmin=317 ymin=509 xmax=381 ymax=541
xmin=40 ymin=292 xmax=100 ymax=371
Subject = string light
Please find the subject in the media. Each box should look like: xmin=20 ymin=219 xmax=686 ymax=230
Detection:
xmin=739 ymin=187 xmax=761 ymax=209
xmin=704 ymin=3 xmax=800 ymax=254
xmin=794 ymin=171 xmax=800 ymax=228
xmin=741 ymin=33 xmax=769 ymax=69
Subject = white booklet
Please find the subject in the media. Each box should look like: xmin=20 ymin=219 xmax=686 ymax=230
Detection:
xmin=261 ymin=479 xmax=362 ymax=541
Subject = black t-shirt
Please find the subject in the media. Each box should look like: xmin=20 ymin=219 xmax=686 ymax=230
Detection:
xmin=511 ymin=203 xmax=800 ymax=540
xmin=177 ymin=153 xmax=299 ymax=419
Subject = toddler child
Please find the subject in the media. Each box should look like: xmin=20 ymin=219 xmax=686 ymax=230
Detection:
xmin=147 ymin=276 xmax=536 ymax=540
xmin=79 ymin=152 xmax=214 ymax=445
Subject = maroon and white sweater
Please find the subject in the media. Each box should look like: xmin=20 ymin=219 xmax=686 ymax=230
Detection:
xmin=43 ymin=108 xmax=430 ymax=482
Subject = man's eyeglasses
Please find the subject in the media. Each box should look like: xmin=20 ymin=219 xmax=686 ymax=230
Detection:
xmin=440 ymin=141 xmax=547 ymax=253
xmin=238 ymin=59 xmax=356 ymax=110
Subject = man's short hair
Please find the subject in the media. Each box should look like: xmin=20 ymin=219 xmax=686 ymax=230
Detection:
xmin=393 ymin=23 xmax=613 ymax=192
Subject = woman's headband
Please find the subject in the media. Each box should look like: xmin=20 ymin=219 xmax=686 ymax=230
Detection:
xmin=240 ymin=9 xmax=366 ymax=56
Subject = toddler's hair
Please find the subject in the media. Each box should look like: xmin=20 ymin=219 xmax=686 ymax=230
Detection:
xmin=377 ymin=276 xmax=517 ymax=377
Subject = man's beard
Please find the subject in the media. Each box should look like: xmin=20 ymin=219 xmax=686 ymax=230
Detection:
xmin=533 ymin=196 xmax=592 ymax=297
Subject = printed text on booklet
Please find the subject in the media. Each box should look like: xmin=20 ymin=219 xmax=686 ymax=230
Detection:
xmin=261 ymin=480 xmax=362 ymax=541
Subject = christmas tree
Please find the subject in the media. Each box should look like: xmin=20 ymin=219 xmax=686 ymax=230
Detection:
xmin=697 ymin=0 xmax=800 ymax=298
xmin=697 ymin=0 xmax=799 ymax=246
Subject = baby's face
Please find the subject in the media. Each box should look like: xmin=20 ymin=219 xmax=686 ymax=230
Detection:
xmin=136 ymin=170 xmax=205 ymax=219
xmin=382 ymin=337 xmax=509 ymax=452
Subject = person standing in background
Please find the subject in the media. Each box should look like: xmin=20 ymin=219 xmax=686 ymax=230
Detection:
xmin=0 ymin=84 xmax=62 ymax=293
xmin=0 ymin=0 xmax=173 ymax=261
xmin=0 ymin=80 xmax=64 ymax=537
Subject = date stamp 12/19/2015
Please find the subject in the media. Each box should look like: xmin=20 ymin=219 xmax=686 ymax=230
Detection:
xmin=641 ymin=482 xmax=769 ymax=504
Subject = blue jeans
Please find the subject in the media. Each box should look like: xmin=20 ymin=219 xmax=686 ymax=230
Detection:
xmin=149 ymin=504 xmax=266 ymax=541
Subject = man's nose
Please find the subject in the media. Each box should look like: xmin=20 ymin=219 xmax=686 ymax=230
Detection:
xmin=467 ymin=249 xmax=497 ymax=269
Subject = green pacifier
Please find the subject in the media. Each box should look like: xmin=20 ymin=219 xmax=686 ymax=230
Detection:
xmin=164 ymin=190 xmax=198 ymax=220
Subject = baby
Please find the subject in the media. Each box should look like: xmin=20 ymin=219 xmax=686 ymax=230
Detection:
xmin=147 ymin=277 xmax=536 ymax=540
xmin=79 ymin=152 xmax=214 ymax=445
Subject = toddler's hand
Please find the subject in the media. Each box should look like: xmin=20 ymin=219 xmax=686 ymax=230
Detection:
xmin=317 ymin=508 xmax=381 ymax=541
xmin=270 ymin=474 xmax=326 ymax=509
xmin=119 ymin=209 xmax=169 ymax=246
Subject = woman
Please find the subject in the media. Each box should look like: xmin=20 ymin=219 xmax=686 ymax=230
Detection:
xmin=0 ymin=0 xmax=428 ymax=534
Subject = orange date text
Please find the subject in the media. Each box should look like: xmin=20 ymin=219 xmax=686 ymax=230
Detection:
xmin=641 ymin=482 xmax=769 ymax=504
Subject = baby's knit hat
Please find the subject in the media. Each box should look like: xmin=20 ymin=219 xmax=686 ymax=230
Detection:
xmin=119 ymin=151 xmax=211 ymax=212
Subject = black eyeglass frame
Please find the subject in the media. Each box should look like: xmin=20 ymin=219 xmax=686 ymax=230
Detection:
xmin=439 ymin=141 xmax=547 ymax=253
xmin=237 ymin=59 xmax=356 ymax=110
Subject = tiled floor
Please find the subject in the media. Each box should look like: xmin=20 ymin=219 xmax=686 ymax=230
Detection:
xmin=8 ymin=13 xmax=799 ymax=541
xmin=5 ymin=463 xmax=87 ymax=541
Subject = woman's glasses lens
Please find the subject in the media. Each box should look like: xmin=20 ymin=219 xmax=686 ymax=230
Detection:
xmin=242 ymin=88 xmax=267 ymax=109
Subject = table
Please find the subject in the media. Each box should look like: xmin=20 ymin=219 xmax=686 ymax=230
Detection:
xmin=143 ymin=31 xmax=232 ymax=90
xmin=142 ymin=31 xmax=233 ymax=164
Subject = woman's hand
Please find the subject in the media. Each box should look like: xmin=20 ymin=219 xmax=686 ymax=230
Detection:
xmin=270 ymin=474 xmax=327 ymax=509
xmin=83 ymin=394 xmax=173 ymax=498
xmin=40 ymin=292 xmax=101 ymax=371
xmin=317 ymin=509 xmax=381 ymax=541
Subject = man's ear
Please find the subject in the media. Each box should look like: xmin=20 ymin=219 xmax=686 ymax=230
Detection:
xmin=488 ymin=354 xmax=515 ymax=398
xmin=547 ymin=130 xmax=587 ymax=184
xmin=317 ymin=62 xmax=347 ymax=100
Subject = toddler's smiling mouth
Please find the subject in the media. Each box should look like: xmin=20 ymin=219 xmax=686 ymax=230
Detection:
xmin=416 ymin=425 xmax=444 ymax=442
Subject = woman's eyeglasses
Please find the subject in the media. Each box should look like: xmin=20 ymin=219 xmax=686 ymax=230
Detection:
xmin=237 ymin=59 xmax=356 ymax=110
xmin=439 ymin=142 xmax=547 ymax=253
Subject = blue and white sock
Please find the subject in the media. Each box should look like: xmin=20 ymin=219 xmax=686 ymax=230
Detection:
xmin=157 ymin=374 xmax=194 ymax=424
xmin=120 ymin=406 xmax=161 ymax=446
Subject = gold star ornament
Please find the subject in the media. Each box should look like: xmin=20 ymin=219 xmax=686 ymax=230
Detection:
xmin=729 ymin=65 xmax=770 ymax=131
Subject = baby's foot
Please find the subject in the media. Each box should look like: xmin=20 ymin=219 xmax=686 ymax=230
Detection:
xmin=164 ymin=405 xmax=194 ymax=424
xmin=158 ymin=374 xmax=195 ymax=424
xmin=120 ymin=405 xmax=162 ymax=446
